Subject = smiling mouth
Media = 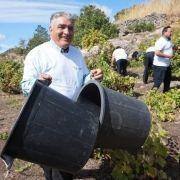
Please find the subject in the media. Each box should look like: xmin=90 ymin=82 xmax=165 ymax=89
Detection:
xmin=63 ymin=37 xmax=70 ymax=41
xmin=58 ymin=35 xmax=71 ymax=41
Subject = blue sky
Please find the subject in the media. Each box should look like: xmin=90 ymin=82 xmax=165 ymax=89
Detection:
xmin=0 ymin=0 xmax=145 ymax=53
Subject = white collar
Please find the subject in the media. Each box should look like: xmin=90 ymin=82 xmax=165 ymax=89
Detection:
xmin=50 ymin=39 xmax=71 ymax=52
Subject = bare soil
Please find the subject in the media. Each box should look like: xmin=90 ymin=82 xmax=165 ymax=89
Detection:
xmin=0 ymin=69 xmax=179 ymax=179
xmin=0 ymin=92 xmax=112 ymax=180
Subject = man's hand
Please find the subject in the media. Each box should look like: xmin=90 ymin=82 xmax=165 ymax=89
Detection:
xmin=90 ymin=68 xmax=103 ymax=81
xmin=166 ymin=54 xmax=173 ymax=59
xmin=173 ymin=45 xmax=180 ymax=51
xmin=39 ymin=73 xmax=52 ymax=85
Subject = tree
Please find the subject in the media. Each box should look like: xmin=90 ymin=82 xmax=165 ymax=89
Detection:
xmin=26 ymin=25 xmax=49 ymax=53
xmin=19 ymin=39 xmax=26 ymax=49
xmin=14 ymin=39 xmax=27 ymax=55
xmin=73 ymin=5 xmax=118 ymax=47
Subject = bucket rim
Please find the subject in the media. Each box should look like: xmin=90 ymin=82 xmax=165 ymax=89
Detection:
xmin=74 ymin=80 xmax=105 ymax=125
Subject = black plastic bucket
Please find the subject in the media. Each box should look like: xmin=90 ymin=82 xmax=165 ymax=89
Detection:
xmin=75 ymin=80 xmax=151 ymax=152
xmin=0 ymin=80 xmax=99 ymax=174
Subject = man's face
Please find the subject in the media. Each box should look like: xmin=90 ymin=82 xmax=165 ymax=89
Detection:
xmin=164 ymin=28 xmax=172 ymax=39
xmin=50 ymin=16 xmax=74 ymax=48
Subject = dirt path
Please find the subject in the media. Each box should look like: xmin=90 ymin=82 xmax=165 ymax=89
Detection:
xmin=0 ymin=92 xmax=44 ymax=180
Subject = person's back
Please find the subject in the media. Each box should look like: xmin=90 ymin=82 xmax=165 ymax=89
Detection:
xmin=112 ymin=48 xmax=128 ymax=61
xmin=111 ymin=47 xmax=128 ymax=76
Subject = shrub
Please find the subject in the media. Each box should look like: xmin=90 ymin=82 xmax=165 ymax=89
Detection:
xmin=171 ymin=50 xmax=180 ymax=78
xmin=145 ymin=89 xmax=180 ymax=122
xmin=82 ymin=29 xmax=108 ymax=49
xmin=128 ymin=53 xmax=145 ymax=68
xmin=111 ymin=120 xmax=168 ymax=179
xmin=110 ymin=89 xmax=179 ymax=179
xmin=110 ymin=89 xmax=177 ymax=179
xmin=0 ymin=60 xmax=23 ymax=94
xmin=0 ymin=132 xmax=8 ymax=140
xmin=172 ymin=28 xmax=180 ymax=79
xmin=128 ymin=22 xmax=155 ymax=33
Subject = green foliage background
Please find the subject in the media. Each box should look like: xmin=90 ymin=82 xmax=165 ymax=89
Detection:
xmin=73 ymin=5 xmax=118 ymax=48
xmin=128 ymin=22 xmax=155 ymax=33
xmin=172 ymin=29 xmax=180 ymax=78
xmin=26 ymin=25 xmax=49 ymax=53
xmin=0 ymin=60 xmax=23 ymax=94
xmin=82 ymin=29 xmax=108 ymax=49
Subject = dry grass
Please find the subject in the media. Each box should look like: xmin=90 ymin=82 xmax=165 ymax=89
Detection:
xmin=115 ymin=0 xmax=180 ymax=21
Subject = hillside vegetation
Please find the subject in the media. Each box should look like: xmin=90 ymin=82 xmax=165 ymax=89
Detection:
xmin=115 ymin=0 xmax=180 ymax=22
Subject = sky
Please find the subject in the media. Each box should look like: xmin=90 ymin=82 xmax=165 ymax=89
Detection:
xmin=0 ymin=0 xmax=145 ymax=53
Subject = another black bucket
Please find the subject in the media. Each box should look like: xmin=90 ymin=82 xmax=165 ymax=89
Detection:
xmin=0 ymin=80 xmax=99 ymax=174
xmin=75 ymin=80 xmax=151 ymax=152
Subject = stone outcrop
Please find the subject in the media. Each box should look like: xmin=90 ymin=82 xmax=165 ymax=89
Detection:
xmin=108 ymin=13 xmax=169 ymax=58
xmin=81 ymin=46 xmax=100 ymax=59
xmin=116 ymin=13 xmax=168 ymax=36
xmin=108 ymin=29 xmax=161 ymax=58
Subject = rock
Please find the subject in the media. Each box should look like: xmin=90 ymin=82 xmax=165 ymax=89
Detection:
xmin=81 ymin=46 xmax=100 ymax=59
xmin=115 ymin=12 xmax=168 ymax=36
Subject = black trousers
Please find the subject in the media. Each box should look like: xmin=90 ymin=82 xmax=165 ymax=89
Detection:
xmin=153 ymin=65 xmax=171 ymax=92
xmin=143 ymin=52 xmax=154 ymax=84
xmin=41 ymin=165 xmax=73 ymax=180
xmin=116 ymin=59 xmax=128 ymax=76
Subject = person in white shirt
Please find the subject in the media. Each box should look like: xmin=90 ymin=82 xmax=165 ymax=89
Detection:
xmin=111 ymin=46 xmax=128 ymax=76
xmin=21 ymin=12 xmax=103 ymax=180
xmin=143 ymin=46 xmax=155 ymax=84
xmin=152 ymin=26 xmax=173 ymax=92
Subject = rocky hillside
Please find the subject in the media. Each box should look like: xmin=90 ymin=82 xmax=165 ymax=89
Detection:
xmin=115 ymin=13 xmax=168 ymax=36
xmin=107 ymin=12 xmax=180 ymax=57
xmin=0 ymin=48 xmax=25 ymax=63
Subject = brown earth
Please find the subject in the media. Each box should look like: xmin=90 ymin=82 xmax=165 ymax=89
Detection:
xmin=0 ymin=68 xmax=179 ymax=180
xmin=0 ymin=92 xmax=112 ymax=180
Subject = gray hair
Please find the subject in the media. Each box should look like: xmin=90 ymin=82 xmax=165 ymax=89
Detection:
xmin=50 ymin=12 xmax=75 ymax=26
